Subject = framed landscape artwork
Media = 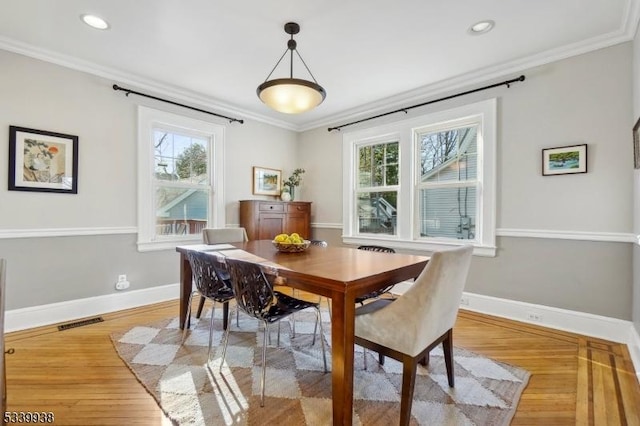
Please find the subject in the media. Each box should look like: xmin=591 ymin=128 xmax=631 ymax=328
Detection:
xmin=252 ymin=166 xmax=281 ymax=196
xmin=542 ymin=144 xmax=587 ymax=176
xmin=8 ymin=126 xmax=79 ymax=193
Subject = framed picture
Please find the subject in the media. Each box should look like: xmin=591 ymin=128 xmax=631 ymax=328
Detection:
xmin=8 ymin=126 xmax=79 ymax=193
xmin=542 ymin=144 xmax=587 ymax=176
xmin=634 ymin=117 xmax=640 ymax=169
xmin=252 ymin=166 xmax=281 ymax=196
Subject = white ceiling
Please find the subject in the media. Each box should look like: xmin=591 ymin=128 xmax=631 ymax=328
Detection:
xmin=0 ymin=1 xmax=638 ymax=131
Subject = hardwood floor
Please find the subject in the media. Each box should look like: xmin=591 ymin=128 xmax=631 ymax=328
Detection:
xmin=4 ymin=298 xmax=640 ymax=425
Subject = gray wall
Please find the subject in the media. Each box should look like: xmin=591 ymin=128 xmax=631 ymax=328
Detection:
xmin=0 ymin=41 xmax=636 ymax=322
xmin=0 ymin=49 xmax=299 ymax=310
xmin=301 ymin=43 xmax=635 ymax=320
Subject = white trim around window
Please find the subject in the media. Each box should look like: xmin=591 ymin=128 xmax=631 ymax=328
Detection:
xmin=137 ymin=106 xmax=225 ymax=251
xmin=342 ymin=99 xmax=497 ymax=256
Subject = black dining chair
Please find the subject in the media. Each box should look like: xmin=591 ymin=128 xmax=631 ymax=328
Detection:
xmin=182 ymin=251 xmax=235 ymax=363
xmin=355 ymin=245 xmax=398 ymax=304
xmin=197 ymin=227 xmax=249 ymax=321
xmin=220 ymin=257 xmax=328 ymax=407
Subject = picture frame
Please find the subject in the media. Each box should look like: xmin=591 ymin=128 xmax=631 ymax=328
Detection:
xmin=634 ymin=117 xmax=640 ymax=169
xmin=252 ymin=166 xmax=281 ymax=196
xmin=542 ymin=144 xmax=587 ymax=176
xmin=8 ymin=126 xmax=79 ymax=193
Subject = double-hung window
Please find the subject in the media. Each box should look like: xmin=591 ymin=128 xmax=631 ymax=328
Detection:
xmin=343 ymin=99 xmax=496 ymax=256
xmin=138 ymin=107 xmax=225 ymax=251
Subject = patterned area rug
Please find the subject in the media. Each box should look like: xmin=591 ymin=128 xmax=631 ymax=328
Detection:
xmin=111 ymin=307 xmax=530 ymax=425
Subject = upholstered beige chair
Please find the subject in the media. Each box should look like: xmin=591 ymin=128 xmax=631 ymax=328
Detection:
xmin=354 ymin=245 xmax=473 ymax=426
xmin=198 ymin=227 xmax=249 ymax=320
xmin=202 ymin=227 xmax=248 ymax=245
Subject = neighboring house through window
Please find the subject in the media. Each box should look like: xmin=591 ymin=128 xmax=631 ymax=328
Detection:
xmin=138 ymin=106 xmax=225 ymax=251
xmin=342 ymin=99 xmax=496 ymax=256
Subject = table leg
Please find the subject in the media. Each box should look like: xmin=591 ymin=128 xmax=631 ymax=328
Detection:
xmin=179 ymin=254 xmax=192 ymax=330
xmin=331 ymin=292 xmax=355 ymax=425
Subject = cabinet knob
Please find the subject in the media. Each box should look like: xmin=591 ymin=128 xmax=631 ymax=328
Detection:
xmin=270 ymin=206 xmax=273 ymax=209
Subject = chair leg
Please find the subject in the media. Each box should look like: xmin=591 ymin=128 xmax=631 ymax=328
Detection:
xmin=181 ymin=292 xmax=195 ymax=344
xmin=314 ymin=307 xmax=328 ymax=372
xmin=442 ymin=329 xmax=454 ymax=387
xmin=195 ymin=295 xmax=206 ymax=319
xmin=363 ymin=347 xmax=368 ymax=370
xmin=277 ymin=321 xmax=281 ymax=347
xmin=207 ymin=301 xmax=216 ymax=362
xmin=378 ymin=353 xmax=385 ymax=366
xmin=219 ymin=308 xmax=233 ymax=373
xmin=260 ymin=322 xmax=269 ymax=407
xmin=399 ymin=356 xmax=418 ymax=426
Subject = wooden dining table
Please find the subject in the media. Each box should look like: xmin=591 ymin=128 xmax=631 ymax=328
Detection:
xmin=176 ymin=240 xmax=429 ymax=425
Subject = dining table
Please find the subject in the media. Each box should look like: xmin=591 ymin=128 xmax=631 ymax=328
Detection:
xmin=176 ymin=240 xmax=429 ymax=425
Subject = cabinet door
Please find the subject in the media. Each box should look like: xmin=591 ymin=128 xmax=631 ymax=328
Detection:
xmin=258 ymin=213 xmax=285 ymax=240
xmin=285 ymin=212 xmax=310 ymax=239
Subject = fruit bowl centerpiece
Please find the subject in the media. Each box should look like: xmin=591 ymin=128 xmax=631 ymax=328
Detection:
xmin=272 ymin=233 xmax=310 ymax=253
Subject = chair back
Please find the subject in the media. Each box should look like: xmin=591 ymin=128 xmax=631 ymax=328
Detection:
xmin=186 ymin=251 xmax=233 ymax=300
xmin=357 ymin=245 xmax=395 ymax=253
xmin=309 ymin=240 xmax=328 ymax=247
xmin=356 ymin=245 xmax=472 ymax=357
xmin=203 ymin=227 xmax=248 ymax=244
xmin=224 ymin=258 xmax=274 ymax=319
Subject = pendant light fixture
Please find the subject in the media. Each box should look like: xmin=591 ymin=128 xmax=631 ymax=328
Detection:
xmin=257 ymin=22 xmax=326 ymax=114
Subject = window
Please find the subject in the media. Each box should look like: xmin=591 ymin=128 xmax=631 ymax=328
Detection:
xmin=356 ymin=141 xmax=399 ymax=235
xmin=343 ymin=99 xmax=496 ymax=256
xmin=416 ymin=123 xmax=478 ymax=239
xmin=138 ymin=107 xmax=225 ymax=251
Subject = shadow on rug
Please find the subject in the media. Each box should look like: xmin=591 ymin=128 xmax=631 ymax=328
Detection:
xmin=111 ymin=307 xmax=530 ymax=425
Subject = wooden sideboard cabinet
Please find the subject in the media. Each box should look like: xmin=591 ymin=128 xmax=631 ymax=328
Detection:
xmin=239 ymin=200 xmax=312 ymax=241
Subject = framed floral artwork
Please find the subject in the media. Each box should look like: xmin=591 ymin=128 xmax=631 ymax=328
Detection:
xmin=252 ymin=166 xmax=281 ymax=196
xmin=8 ymin=126 xmax=79 ymax=193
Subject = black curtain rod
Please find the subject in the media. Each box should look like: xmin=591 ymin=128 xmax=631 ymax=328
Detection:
xmin=112 ymin=84 xmax=244 ymax=124
xmin=328 ymin=75 xmax=525 ymax=132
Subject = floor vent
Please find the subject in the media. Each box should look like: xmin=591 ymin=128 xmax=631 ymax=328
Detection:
xmin=57 ymin=316 xmax=104 ymax=331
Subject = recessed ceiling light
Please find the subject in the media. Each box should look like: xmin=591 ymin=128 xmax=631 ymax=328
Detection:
xmin=469 ymin=20 xmax=494 ymax=35
xmin=80 ymin=14 xmax=110 ymax=30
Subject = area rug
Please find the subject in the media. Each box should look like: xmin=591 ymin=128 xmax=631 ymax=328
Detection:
xmin=111 ymin=307 xmax=530 ymax=425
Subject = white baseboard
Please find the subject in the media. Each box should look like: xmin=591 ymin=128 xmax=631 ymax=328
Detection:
xmin=5 ymin=284 xmax=640 ymax=379
xmin=5 ymin=283 xmax=179 ymax=333
xmin=459 ymin=291 xmax=640 ymax=378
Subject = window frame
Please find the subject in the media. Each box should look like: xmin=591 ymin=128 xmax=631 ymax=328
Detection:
xmin=342 ymin=98 xmax=496 ymax=256
xmin=137 ymin=106 xmax=225 ymax=252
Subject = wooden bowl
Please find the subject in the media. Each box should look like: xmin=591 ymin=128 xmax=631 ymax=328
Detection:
xmin=272 ymin=240 xmax=311 ymax=253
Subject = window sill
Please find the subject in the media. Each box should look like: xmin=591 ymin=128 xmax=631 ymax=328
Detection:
xmin=137 ymin=236 xmax=201 ymax=252
xmin=342 ymin=236 xmax=496 ymax=257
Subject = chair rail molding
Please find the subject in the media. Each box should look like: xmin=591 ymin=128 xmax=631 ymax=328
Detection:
xmin=0 ymin=226 xmax=138 ymax=239
xmin=496 ymin=228 xmax=636 ymax=243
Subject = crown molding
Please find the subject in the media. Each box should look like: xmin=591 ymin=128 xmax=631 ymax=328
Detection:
xmin=302 ymin=20 xmax=637 ymax=132
xmin=0 ymin=36 xmax=298 ymax=132
xmin=1 ymin=0 xmax=639 ymax=135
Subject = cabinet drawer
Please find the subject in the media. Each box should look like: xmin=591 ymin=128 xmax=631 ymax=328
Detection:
xmin=259 ymin=203 xmax=284 ymax=212
xmin=287 ymin=203 xmax=310 ymax=213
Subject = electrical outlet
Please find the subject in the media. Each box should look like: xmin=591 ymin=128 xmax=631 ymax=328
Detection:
xmin=526 ymin=312 xmax=543 ymax=322
xmin=460 ymin=297 xmax=469 ymax=306
xmin=115 ymin=274 xmax=130 ymax=291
